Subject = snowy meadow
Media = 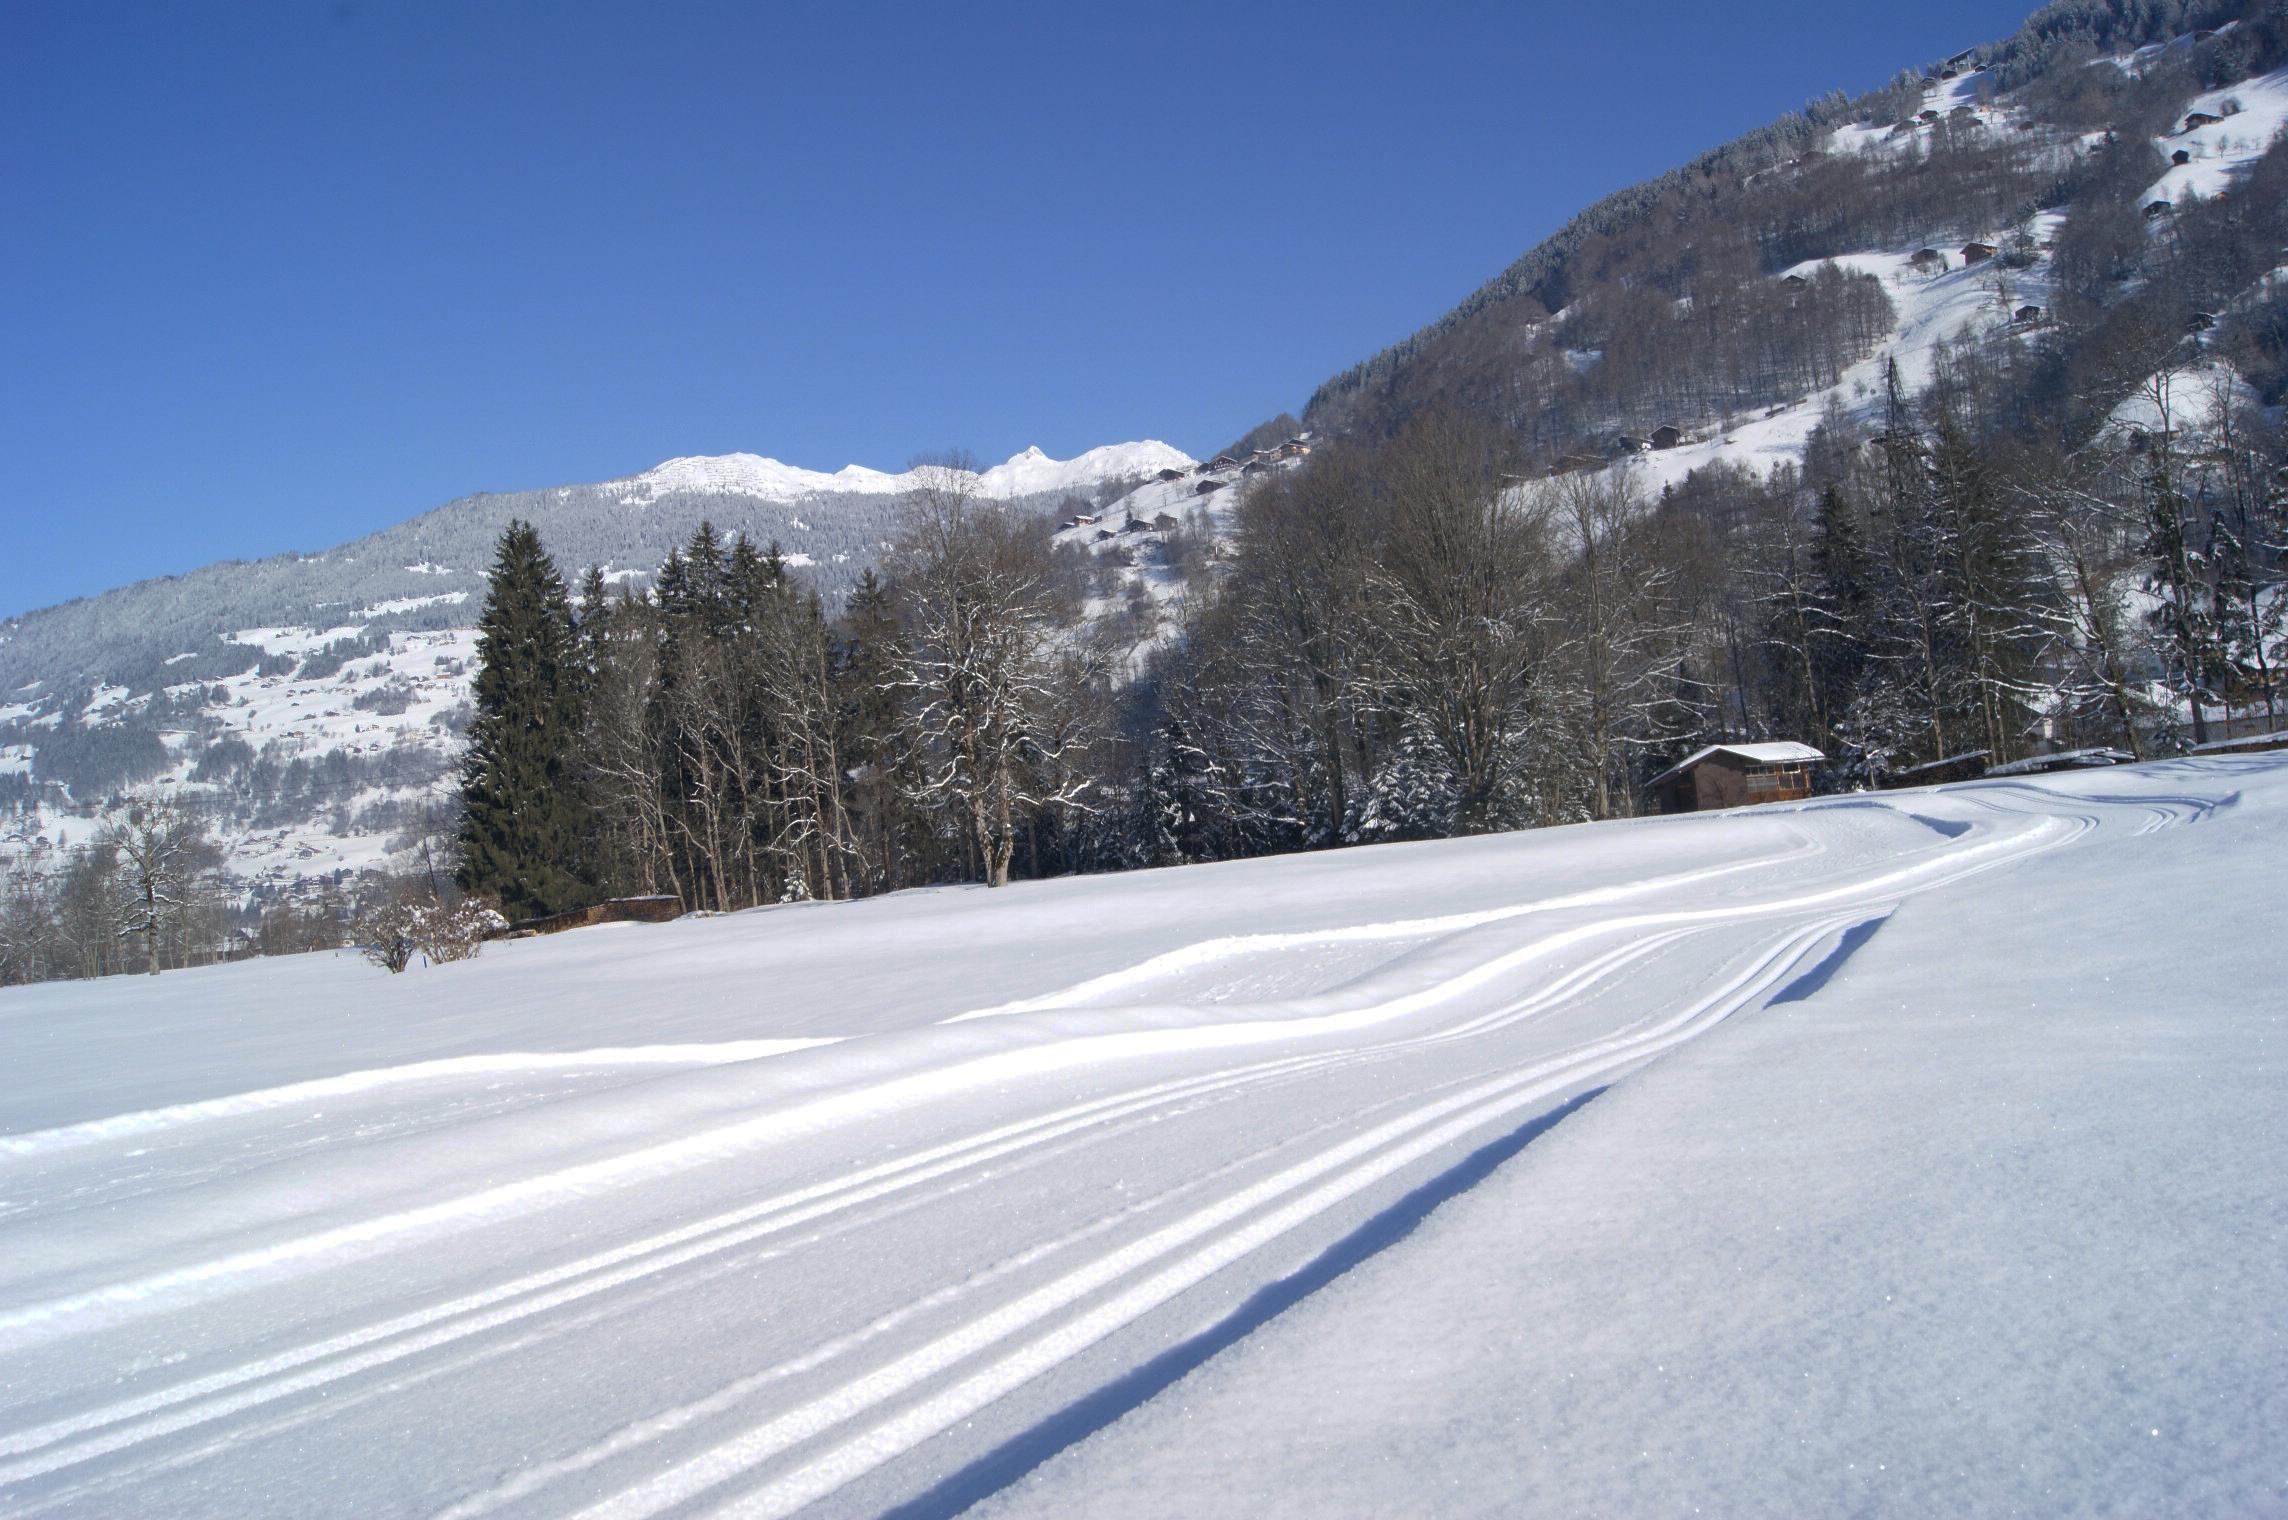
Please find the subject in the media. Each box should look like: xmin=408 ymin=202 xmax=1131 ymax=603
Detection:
xmin=1 ymin=755 xmax=2280 ymax=1517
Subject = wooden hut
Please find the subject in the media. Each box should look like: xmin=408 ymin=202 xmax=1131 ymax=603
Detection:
xmin=491 ymin=896 xmax=683 ymax=941
xmin=1647 ymin=742 xmax=1824 ymax=814
xmin=1649 ymin=424 xmax=1683 ymax=450
xmin=1961 ymin=241 xmax=1999 ymax=264
xmin=2184 ymin=110 xmax=2223 ymax=131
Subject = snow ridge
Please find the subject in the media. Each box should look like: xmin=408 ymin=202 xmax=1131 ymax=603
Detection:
xmin=607 ymin=442 xmax=1195 ymax=506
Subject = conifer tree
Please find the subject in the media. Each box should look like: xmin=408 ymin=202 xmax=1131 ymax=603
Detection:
xmin=1808 ymin=483 xmax=1874 ymax=742
xmin=457 ymin=520 xmax=592 ymax=919
xmin=1345 ymin=721 xmax=1458 ymax=844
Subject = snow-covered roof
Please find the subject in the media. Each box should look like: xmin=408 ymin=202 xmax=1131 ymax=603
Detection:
xmin=1649 ymin=742 xmax=1824 ymax=787
xmin=1984 ymin=747 xmax=2135 ymax=776
xmin=2191 ymin=730 xmax=2288 ymax=754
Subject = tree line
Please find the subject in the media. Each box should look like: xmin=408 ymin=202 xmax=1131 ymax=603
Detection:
xmin=451 ymin=371 xmax=2282 ymax=928
xmin=5 ymin=354 xmax=2276 ymax=988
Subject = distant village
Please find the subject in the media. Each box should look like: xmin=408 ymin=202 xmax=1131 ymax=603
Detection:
xmin=1057 ymin=435 xmax=1315 ymax=539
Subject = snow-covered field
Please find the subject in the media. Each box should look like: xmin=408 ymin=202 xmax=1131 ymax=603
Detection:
xmin=1 ymin=756 xmax=2281 ymax=1517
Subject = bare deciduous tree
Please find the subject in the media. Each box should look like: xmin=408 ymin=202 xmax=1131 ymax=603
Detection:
xmin=887 ymin=460 xmax=1098 ymax=887
xmin=100 ymin=791 xmax=221 ymax=976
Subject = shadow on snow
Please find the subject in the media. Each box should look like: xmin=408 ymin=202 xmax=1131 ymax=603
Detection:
xmin=880 ymin=1086 xmax=1610 ymax=1520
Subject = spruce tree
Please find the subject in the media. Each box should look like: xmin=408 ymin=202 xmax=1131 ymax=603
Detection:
xmin=457 ymin=520 xmax=593 ymax=920
xmin=1345 ymin=721 xmax=1457 ymax=844
xmin=1808 ymin=484 xmax=1872 ymax=740
xmin=837 ymin=570 xmax=916 ymax=892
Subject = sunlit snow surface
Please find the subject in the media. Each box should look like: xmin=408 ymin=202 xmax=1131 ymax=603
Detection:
xmin=606 ymin=443 xmax=1195 ymax=507
xmin=1 ymin=755 xmax=2280 ymax=1517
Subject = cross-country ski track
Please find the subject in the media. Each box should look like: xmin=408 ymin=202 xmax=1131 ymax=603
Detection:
xmin=0 ymin=757 xmax=2276 ymax=1518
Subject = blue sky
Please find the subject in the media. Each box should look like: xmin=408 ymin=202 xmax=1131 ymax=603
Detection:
xmin=2 ymin=0 xmax=2035 ymax=619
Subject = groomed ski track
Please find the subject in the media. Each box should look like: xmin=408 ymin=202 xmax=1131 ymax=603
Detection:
xmin=0 ymin=767 xmax=2242 ymax=1517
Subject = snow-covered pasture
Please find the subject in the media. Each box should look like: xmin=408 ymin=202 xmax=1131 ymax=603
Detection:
xmin=0 ymin=755 xmax=2279 ymax=1517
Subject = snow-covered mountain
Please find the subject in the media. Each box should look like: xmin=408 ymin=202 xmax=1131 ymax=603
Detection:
xmin=1301 ymin=20 xmax=2288 ymax=501
xmin=608 ymin=442 xmax=1192 ymax=506
xmin=0 ymin=442 xmax=1192 ymax=893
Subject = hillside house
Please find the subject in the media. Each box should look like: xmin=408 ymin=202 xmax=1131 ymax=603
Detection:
xmin=1072 ymin=513 xmax=1100 ymax=526
xmin=1196 ymin=479 xmax=1225 ymax=495
xmin=2184 ymin=110 xmax=2223 ymax=131
xmin=1648 ymin=742 xmax=1823 ymax=814
xmin=1918 ymin=109 xmax=1941 ymax=124
xmin=1205 ymin=454 xmax=1239 ymax=472
xmin=1242 ymin=460 xmax=1268 ymax=476
xmin=2144 ymin=199 xmax=2174 ymax=218
xmin=1613 ymin=434 xmax=1652 ymax=454
xmin=2173 ymin=148 xmax=2193 ymax=165
xmin=1950 ymin=104 xmax=1978 ymax=119
xmin=1157 ymin=467 xmax=1186 ymax=482
xmin=1094 ymin=528 xmax=1118 ymax=542
xmin=1946 ymin=48 xmax=1976 ymax=69
xmin=1650 ymin=424 xmax=1683 ymax=450
xmin=2014 ymin=304 xmax=2043 ymax=324
xmin=1276 ymin=439 xmax=1311 ymax=458
xmin=1961 ymin=241 xmax=1998 ymax=263
xmin=1781 ymin=273 xmax=1808 ymax=289
xmin=1152 ymin=512 xmax=1179 ymax=530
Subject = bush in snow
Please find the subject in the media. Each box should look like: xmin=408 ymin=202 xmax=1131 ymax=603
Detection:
xmin=358 ymin=894 xmax=495 ymax=973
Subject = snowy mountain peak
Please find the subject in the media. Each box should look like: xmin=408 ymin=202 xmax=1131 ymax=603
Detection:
xmin=607 ymin=441 xmax=1194 ymax=507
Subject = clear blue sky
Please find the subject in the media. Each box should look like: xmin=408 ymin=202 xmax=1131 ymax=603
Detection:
xmin=2 ymin=0 xmax=2035 ymax=619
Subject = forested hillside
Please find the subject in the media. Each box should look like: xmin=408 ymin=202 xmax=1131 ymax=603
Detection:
xmin=1303 ymin=0 xmax=2288 ymax=453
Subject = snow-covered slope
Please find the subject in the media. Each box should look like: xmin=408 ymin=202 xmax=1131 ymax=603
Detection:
xmin=0 ymin=440 xmax=1193 ymax=893
xmin=1318 ymin=38 xmax=2287 ymax=508
xmin=0 ymin=753 xmax=2278 ymax=1515
xmin=607 ymin=442 xmax=1193 ymax=507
